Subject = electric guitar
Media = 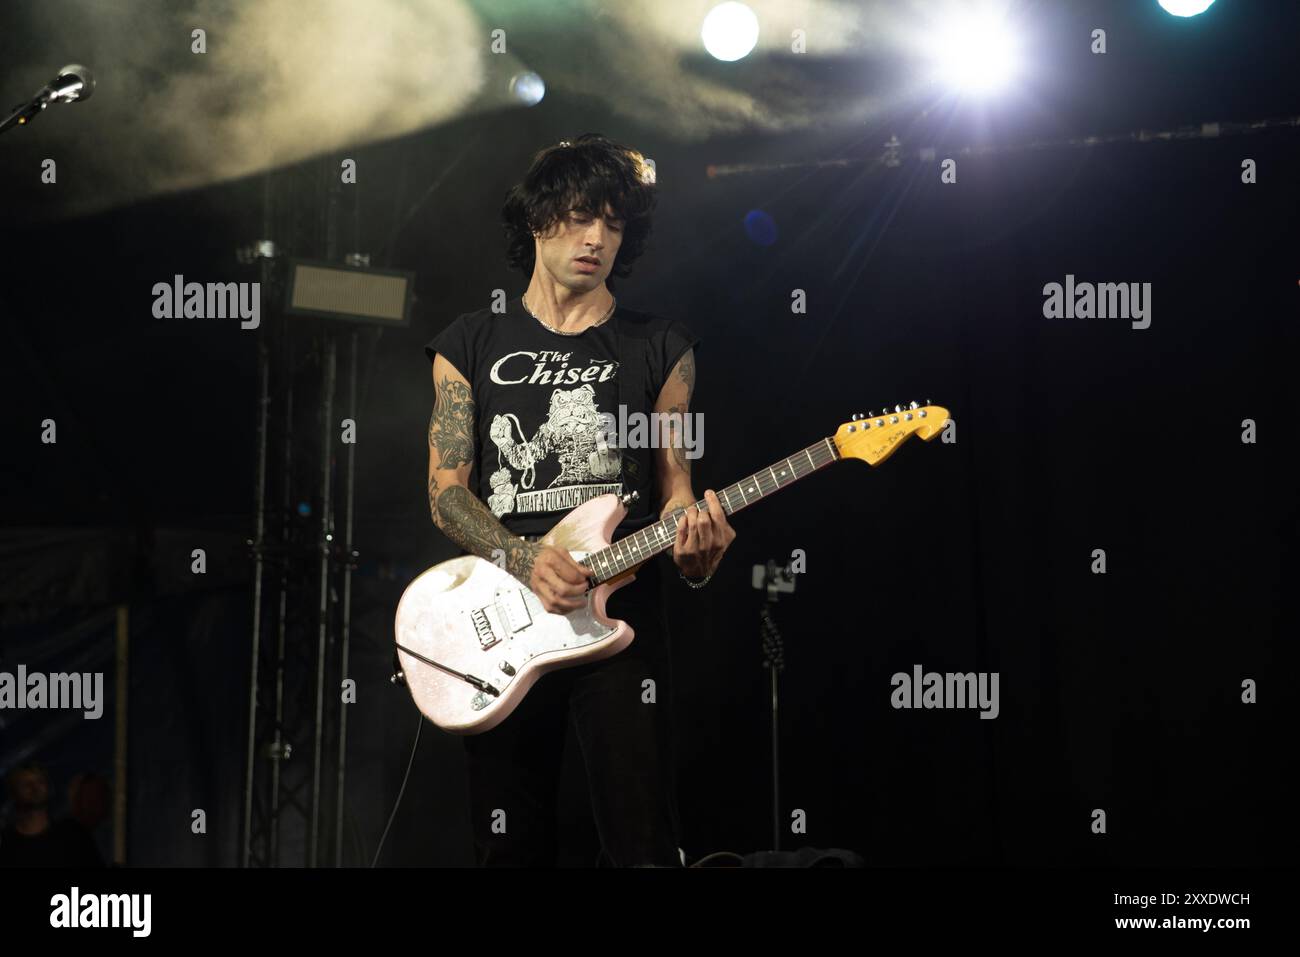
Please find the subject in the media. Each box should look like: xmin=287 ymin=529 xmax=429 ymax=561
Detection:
xmin=395 ymin=401 xmax=949 ymax=733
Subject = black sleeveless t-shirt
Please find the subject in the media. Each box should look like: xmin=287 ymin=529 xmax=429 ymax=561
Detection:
xmin=425 ymin=296 xmax=698 ymax=539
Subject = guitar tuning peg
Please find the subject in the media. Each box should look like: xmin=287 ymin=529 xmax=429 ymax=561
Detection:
xmin=866 ymin=410 xmax=875 ymax=418
xmin=909 ymin=400 xmax=919 ymax=410
xmin=893 ymin=404 xmax=902 ymax=413
xmin=925 ymin=397 xmax=932 ymax=406
xmin=851 ymin=413 xmax=861 ymax=421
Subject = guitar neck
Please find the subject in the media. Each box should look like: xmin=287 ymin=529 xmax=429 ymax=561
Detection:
xmin=587 ymin=436 xmax=841 ymax=583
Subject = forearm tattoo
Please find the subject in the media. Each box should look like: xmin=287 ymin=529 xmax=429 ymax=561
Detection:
xmin=433 ymin=485 xmax=539 ymax=584
xmin=428 ymin=376 xmax=475 ymax=469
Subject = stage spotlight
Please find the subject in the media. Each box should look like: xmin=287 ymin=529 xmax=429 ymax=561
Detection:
xmin=927 ymin=9 xmax=1020 ymax=95
xmin=509 ymin=71 xmax=545 ymax=106
xmin=702 ymin=2 xmax=759 ymax=62
xmin=1157 ymin=0 xmax=1216 ymax=16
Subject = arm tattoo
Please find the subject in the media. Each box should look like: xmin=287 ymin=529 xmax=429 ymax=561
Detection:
xmin=429 ymin=376 xmax=475 ymax=469
xmin=427 ymin=373 xmax=538 ymax=585
xmin=666 ymin=402 xmax=691 ymax=474
xmin=433 ymin=485 xmax=539 ymax=585
xmin=676 ymin=350 xmax=695 ymax=401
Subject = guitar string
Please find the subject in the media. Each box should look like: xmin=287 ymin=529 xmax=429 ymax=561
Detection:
xmin=584 ymin=436 xmax=842 ymax=583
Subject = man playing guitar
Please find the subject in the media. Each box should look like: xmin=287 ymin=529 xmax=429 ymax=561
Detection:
xmin=424 ymin=133 xmax=735 ymax=866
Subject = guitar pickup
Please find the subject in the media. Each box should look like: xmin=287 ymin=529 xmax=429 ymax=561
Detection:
xmin=496 ymin=589 xmax=533 ymax=633
xmin=470 ymin=607 xmax=499 ymax=650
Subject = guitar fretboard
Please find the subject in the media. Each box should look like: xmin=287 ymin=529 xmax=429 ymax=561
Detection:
xmin=585 ymin=437 xmax=841 ymax=583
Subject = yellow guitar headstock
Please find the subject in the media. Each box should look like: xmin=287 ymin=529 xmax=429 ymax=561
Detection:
xmin=832 ymin=401 xmax=950 ymax=466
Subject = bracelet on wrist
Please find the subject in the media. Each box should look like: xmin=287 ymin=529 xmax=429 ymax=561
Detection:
xmin=679 ymin=569 xmax=711 ymax=588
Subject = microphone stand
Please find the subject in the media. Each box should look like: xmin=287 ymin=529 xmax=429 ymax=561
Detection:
xmin=1 ymin=66 xmax=95 ymax=136
xmin=0 ymin=96 xmax=49 ymax=135
xmin=755 ymin=560 xmax=791 ymax=851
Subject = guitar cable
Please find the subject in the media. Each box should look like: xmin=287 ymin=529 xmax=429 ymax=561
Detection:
xmin=370 ymin=712 xmax=423 ymax=868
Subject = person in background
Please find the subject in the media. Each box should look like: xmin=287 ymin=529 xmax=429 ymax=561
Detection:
xmin=0 ymin=762 xmax=105 ymax=868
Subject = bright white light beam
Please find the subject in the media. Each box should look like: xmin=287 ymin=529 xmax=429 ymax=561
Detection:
xmin=927 ymin=9 xmax=1021 ymax=96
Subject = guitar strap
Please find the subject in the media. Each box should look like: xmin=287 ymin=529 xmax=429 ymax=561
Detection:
xmin=613 ymin=313 xmax=654 ymax=531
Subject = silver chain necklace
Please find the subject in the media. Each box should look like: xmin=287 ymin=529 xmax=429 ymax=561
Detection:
xmin=522 ymin=293 xmax=616 ymax=336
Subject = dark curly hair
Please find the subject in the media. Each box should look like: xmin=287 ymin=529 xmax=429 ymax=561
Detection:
xmin=502 ymin=133 xmax=656 ymax=281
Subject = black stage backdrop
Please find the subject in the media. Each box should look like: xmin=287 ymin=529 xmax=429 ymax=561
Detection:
xmin=2 ymin=8 xmax=1296 ymax=870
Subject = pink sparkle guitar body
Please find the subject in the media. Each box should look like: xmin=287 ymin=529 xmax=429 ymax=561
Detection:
xmin=395 ymin=494 xmax=636 ymax=734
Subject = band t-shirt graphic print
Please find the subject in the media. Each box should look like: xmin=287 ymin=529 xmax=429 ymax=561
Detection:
xmin=426 ymin=296 xmax=699 ymax=539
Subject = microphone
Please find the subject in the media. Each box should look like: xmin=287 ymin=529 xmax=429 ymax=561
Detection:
xmin=1 ymin=63 xmax=96 ymax=135
xmin=39 ymin=64 xmax=96 ymax=105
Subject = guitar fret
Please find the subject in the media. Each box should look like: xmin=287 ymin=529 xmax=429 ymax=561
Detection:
xmin=585 ymin=437 xmax=844 ymax=584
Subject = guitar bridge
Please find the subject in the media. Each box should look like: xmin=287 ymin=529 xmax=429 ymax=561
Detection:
xmin=470 ymin=607 xmax=499 ymax=650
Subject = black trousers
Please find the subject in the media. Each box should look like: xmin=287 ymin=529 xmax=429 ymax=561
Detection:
xmin=462 ymin=554 xmax=682 ymax=867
